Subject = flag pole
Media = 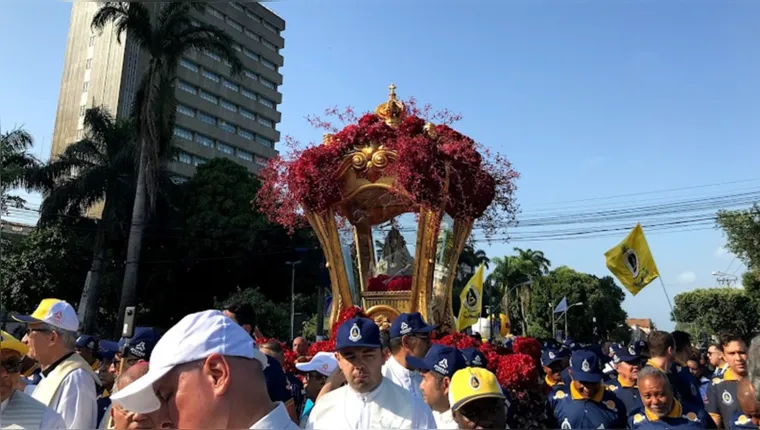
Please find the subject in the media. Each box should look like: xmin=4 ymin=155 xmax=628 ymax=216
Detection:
xmin=657 ymin=277 xmax=674 ymax=312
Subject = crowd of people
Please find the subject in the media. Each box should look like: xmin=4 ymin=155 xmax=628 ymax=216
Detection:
xmin=3 ymin=297 xmax=760 ymax=429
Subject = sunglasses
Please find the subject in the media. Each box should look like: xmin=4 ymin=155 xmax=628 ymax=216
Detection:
xmin=0 ymin=358 xmax=22 ymax=373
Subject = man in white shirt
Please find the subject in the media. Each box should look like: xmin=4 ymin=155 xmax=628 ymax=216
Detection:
xmin=109 ymin=310 xmax=299 ymax=429
xmin=294 ymin=352 xmax=338 ymax=428
xmin=14 ymin=298 xmax=100 ymax=429
xmin=408 ymin=344 xmax=468 ymax=429
xmin=305 ymin=317 xmax=436 ymax=429
xmin=0 ymin=330 xmax=66 ymax=429
xmin=381 ymin=312 xmax=436 ymax=398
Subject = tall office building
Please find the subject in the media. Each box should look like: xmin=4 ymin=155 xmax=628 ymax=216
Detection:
xmin=51 ymin=2 xmax=285 ymax=180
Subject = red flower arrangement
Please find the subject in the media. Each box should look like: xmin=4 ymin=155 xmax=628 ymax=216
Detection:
xmin=329 ymin=306 xmax=368 ymax=340
xmin=512 ymin=337 xmax=542 ymax=367
xmin=495 ymin=353 xmax=538 ymax=392
xmin=366 ymin=275 xmax=413 ymax=292
xmin=256 ymin=337 xmax=298 ymax=374
xmin=307 ymin=340 xmax=336 ymax=357
xmin=433 ymin=332 xmax=481 ymax=350
xmin=256 ymin=99 xmax=519 ymax=237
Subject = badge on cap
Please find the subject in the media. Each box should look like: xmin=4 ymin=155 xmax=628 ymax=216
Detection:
xmin=400 ymin=322 xmax=411 ymax=335
xmin=87 ymin=341 xmax=95 ymax=349
xmin=581 ymin=359 xmax=591 ymax=372
xmin=470 ymin=374 xmax=480 ymax=389
xmin=628 ymin=345 xmax=636 ymax=356
xmin=434 ymin=358 xmax=449 ymax=374
xmin=349 ymin=323 xmax=362 ymax=342
xmin=52 ymin=311 xmax=63 ymax=324
xmin=548 ymin=351 xmax=556 ymax=359
xmin=473 ymin=355 xmax=482 ymax=366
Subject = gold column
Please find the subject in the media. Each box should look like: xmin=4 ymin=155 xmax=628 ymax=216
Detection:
xmin=409 ymin=208 xmax=442 ymax=320
xmin=428 ymin=218 xmax=474 ymax=332
xmin=353 ymin=223 xmax=375 ymax=293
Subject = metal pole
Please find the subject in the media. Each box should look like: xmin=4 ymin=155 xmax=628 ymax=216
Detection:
xmin=285 ymin=260 xmax=301 ymax=341
xmin=564 ymin=311 xmax=568 ymax=341
xmin=550 ymin=303 xmax=555 ymax=340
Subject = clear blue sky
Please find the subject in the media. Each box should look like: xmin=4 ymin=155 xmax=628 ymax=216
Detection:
xmin=2 ymin=1 xmax=759 ymax=331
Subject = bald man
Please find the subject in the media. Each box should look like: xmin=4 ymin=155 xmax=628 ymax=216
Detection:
xmin=108 ymin=363 xmax=160 ymax=429
xmin=729 ymin=378 xmax=759 ymax=429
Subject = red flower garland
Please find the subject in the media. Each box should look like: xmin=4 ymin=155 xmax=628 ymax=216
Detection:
xmin=495 ymin=353 xmax=538 ymax=391
xmin=366 ymin=275 xmax=413 ymax=292
xmin=512 ymin=337 xmax=542 ymax=367
xmin=433 ymin=332 xmax=481 ymax=350
xmin=329 ymin=306 xmax=368 ymax=340
xmin=307 ymin=340 xmax=336 ymax=357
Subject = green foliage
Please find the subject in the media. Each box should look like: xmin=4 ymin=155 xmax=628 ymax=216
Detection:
xmin=1 ymin=128 xmax=39 ymax=214
xmin=716 ymin=204 xmax=760 ymax=270
xmin=301 ymin=313 xmax=318 ymax=341
xmin=527 ymin=266 xmax=629 ymax=343
xmin=672 ymin=288 xmax=760 ymax=339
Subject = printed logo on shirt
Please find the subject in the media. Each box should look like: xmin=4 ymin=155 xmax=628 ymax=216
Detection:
xmin=722 ymin=390 xmax=733 ymax=405
xmin=349 ymin=323 xmax=362 ymax=342
xmin=400 ymin=322 xmax=412 ymax=335
xmin=605 ymin=400 xmax=617 ymax=412
xmin=685 ymin=412 xmax=699 ymax=422
xmin=736 ymin=415 xmax=751 ymax=425
xmin=561 ymin=418 xmax=571 ymax=429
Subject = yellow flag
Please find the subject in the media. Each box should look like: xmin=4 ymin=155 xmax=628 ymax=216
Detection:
xmin=604 ymin=223 xmax=660 ymax=295
xmin=456 ymin=264 xmax=484 ymax=332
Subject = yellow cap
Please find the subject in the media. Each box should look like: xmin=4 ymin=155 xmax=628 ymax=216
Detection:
xmin=448 ymin=366 xmax=505 ymax=411
xmin=13 ymin=298 xmax=79 ymax=331
xmin=0 ymin=330 xmax=29 ymax=356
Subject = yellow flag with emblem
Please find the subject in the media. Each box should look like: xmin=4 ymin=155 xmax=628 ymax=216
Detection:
xmin=604 ymin=223 xmax=660 ymax=295
xmin=456 ymin=264 xmax=484 ymax=332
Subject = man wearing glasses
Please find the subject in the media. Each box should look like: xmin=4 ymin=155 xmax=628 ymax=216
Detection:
xmin=294 ymin=352 xmax=338 ymax=427
xmin=381 ymin=312 xmax=437 ymax=399
xmin=0 ymin=330 xmax=66 ymax=428
xmin=14 ymin=298 xmax=100 ymax=429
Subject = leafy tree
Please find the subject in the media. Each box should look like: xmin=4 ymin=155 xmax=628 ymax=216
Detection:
xmin=36 ymin=107 xmax=137 ymax=333
xmin=91 ymin=2 xmax=245 ymax=330
xmin=1 ymin=128 xmax=39 ymax=215
xmin=716 ymin=204 xmax=760 ymax=270
xmin=672 ymin=288 xmax=759 ymax=340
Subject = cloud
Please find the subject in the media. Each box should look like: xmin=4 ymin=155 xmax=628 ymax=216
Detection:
xmin=677 ymin=271 xmax=697 ymax=285
xmin=714 ymin=246 xmax=733 ymax=260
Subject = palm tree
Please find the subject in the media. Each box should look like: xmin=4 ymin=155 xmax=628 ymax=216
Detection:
xmin=1 ymin=128 xmax=39 ymax=215
xmin=513 ymin=247 xmax=551 ymax=277
xmin=36 ymin=107 xmax=137 ymax=334
xmin=91 ymin=2 xmax=244 ymax=329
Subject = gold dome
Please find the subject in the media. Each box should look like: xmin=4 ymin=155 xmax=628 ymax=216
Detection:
xmin=375 ymin=83 xmax=407 ymax=128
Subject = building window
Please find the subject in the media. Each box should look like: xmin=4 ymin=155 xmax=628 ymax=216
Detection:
xmin=201 ymin=69 xmax=220 ymax=82
xmin=207 ymin=7 xmax=224 ymax=20
xmin=174 ymin=127 xmax=193 ymax=140
xmin=244 ymin=70 xmax=258 ymax=81
xmin=244 ymin=49 xmax=259 ymax=62
xmin=204 ymin=50 xmax=221 ymax=62
xmin=230 ymin=2 xmax=244 ymax=12
xmin=220 ymin=99 xmax=237 ymax=112
xmin=226 ymin=18 xmax=242 ymax=32
xmin=245 ymin=9 xmax=261 ymax=22
xmin=239 ymin=108 xmax=255 ymax=120
xmin=222 ymin=78 xmax=239 ymax=92
xmin=261 ymin=59 xmax=276 ymax=71
xmin=219 ymin=120 xmax=236 ymax=134
xmin=262 ymin=20 xmax=278 ymax=33
xmin=241 ymin=88 xmax=257 ymax=100
xmin=180 ymin=58 xmax=198 ymax=72
xmin=260 ymin=78 xmax=275 ymax=90
xmin=262 ymin=39 xmax=277 ymax=52
xmin=244 ymin=28 xmax=260 ymax=42
xmin=179 ymin=152 xmax=192 ymax=164
xmin=256 ymin=135 xmax=274 ymax=148
xmin=177 ymin=104 xmax=195 ymax=117
xmin=172 ymin=176 xmax=188 ymax=184
xmin=232 ymin=43 xmax=242 ymax=52
xmin=258 ymin=117 xmax=274 ymax=128
xmin=85 ymin=58 xmax=92 ymax=69
xmin=79 ymin=105 xmax=87 ymax=117
xmin=178 ymin=80 xmax=197 ymax=94
xmin=199 ymin=112 xmax=217 ymax=126
xmin=238 ymin=128 xmax=254 ymax=140
xmin=88 ymin=36 xmax=95 ymax=47
xmin=237 ymin=150 xmax=253 ymax=162
xmin=199 ymin=90 xmax=218 ymax=104
xmin=217 ymin=142 xmax=234 ymax=154
xmin=82 ymin=81 xmax=89 ymax=92
xmin=196 ymin=134 xmax=214 ymax=147
xmin=193 ymin=156 xmax=207 ymax=166
xmin=255 ymin=156 xmax=268 ymax=167
xmin=259 ymin=97 xmax=275 ymax=109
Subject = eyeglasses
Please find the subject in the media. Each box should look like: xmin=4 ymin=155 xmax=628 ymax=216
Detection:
xmin=25 ymin=327 xmax=52 ymax=336
xmin=0 ymin=358 xmax=22 ymax=373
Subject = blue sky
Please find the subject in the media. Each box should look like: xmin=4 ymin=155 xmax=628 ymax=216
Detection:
xmin=2 ymin=1 xmax=759 ymax=331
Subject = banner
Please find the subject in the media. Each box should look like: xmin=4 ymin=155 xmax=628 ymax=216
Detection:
xmin=604 ymin=223 xmax=660 ymax=296
xmin=456 ymin=264 xmax=484 ymax=332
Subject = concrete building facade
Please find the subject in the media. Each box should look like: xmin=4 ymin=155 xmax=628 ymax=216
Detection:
xmin=50 ymin=2 xmax=285 ymax=180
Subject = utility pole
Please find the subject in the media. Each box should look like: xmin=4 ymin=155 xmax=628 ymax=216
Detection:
xmin=712 ymin=271 xmax=738 ymax=288
xmin=285 ymin=260 xmax=301 ymax=341
xmin=549 ymin=302 xmax=555 ymax=340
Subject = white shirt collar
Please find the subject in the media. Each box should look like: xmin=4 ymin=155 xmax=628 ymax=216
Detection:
xmin=249 ymin=402 xmax=293 ymax=429
xmin=346 ymin=378 xmax=384 ymax=404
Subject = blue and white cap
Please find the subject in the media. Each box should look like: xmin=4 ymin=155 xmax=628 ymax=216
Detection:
xmin=336 ymin=317 xmax=381 ymax=350
xmin=570 ymin=350 xmax=603 ymax=383
xmin=407 ymin=344 xmax=468 ymax=378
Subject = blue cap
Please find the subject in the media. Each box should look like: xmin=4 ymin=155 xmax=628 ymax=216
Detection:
xmin=461 ymin=347 xmax=489 ymax=368
xmin=98 ymin=340 xmax=120 ymax=360
xmin=543 ymin=339 xmax=561 ymax=350
xmin=407 ymin=344 xmax=467 ymax=378
xmin=118 ymin=327 xmax=161 ymax=360
xmin=582 ymin=344 xmax=611 ymax=364
xmin=336 ymin=317 xmax=381 ymax=350
xmin=389 ymin=312 xmax=438 ymax=339
xmin=76 ymin=335 xmax=98 ymax=350
xmin=563 ymin=338 xmax=580 ymax=350
xmin=610 ymin=342 xmax=645 ymax=364
xmin=541 ymin=348 xmax=566 ymax=367
xmin=570 ymin=350 xmax=603 ymax=383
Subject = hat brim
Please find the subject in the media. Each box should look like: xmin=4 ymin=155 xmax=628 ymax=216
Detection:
xmin=618 ymin=355 xmax=641 ymax=363
xmin=110 ymin=364 xmax=173 ymax=414
xmin=406 ymin=356 xmax=433 ymax=372
xmin=542 ymin=358 xmax=563 ymax=367
xmin=572 ymin=372 xmax=603 ymax=383
xmin=414 ymin=324 xmax=439 ymax=334
xmin=11 ymin=314 xmax=43 ymax=325
xmin=452 ymin=392 xmax=506 ymax=411
xmin=336 ymin=342 xmax=381 ymax=350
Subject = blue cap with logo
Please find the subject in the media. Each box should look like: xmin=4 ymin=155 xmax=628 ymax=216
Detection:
xmin=336 ymin=317 xmax=382 ymax=350
xmin=543 ymin=339 xmax=561 ymax=350
xmin=98 ymin=340 xmax=120 ymax=360
xmin=76 ymin=335 xmax=98 ymax=350
xmin=563 ymin=338 xmax=581 ymax=351
xmin=407 ymin=344 xmax=468 ymax=378
xmin=610 ymin=341 xmax=646 ymax=364
xmin=118 ymin=327 xmax=161 ymax=360
xmin=570 ymin=350 xmax=603 ymax=383
xmin=389 ymin=312 xmax=438 ymax=339
xmin=541 ymin=348 xmax=567 ymax=367
xmin=461 ymin=347 xmax=489 ymax=369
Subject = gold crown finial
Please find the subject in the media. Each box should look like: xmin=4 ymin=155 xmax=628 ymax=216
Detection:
xmin=376 ymin=83 xmax=406 ymax=128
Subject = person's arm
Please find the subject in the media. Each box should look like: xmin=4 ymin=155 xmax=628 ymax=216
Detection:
xmin=413 ymin=396 xmax=437 ymax=429
xmin=40 ymin=406 xmax=68 ymax=429
xmin=54 ymin=369 xmax=98 ymax=429
xmin=316 ymin=368 xmax=346 ymax=402
xmin=705 ymin=383 xmax=723 ymax=428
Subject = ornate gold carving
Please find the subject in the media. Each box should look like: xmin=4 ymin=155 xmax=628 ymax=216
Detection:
xmin=322 ymin=133 xmax=334 ymax=145
xmin=409 ymin=208 xmax=443 ymax=320
xmin=428 ymin=218 xmax=474 ymax=332
xmin=423 ymin=122 xmax=437 ymax=139
xmin=375 ymin=83 xmax=407 ymax=128
xmin=366 ymin=304 xmax=401 ymax=325
xmin=344 ymin=142 xmax=397 ymax=182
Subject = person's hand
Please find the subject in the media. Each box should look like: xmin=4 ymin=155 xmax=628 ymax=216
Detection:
xmin=253 ymin=326 xmax=264 ymax=340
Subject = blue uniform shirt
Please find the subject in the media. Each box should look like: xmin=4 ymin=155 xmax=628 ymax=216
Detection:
xmin=728 ymin=411 xmax=758 ymax=429
xmin=607 ymin=376 xmax=643 ymax=414
xmin=629 ymin=400 xmax=713 ymax=429
xmin=645 ymin=360 xmax=704 ymax=409
xmin=706 ymin=369 xmax=742 ymax=428
xmin=548 ymin=382 xmax=628 ymax=429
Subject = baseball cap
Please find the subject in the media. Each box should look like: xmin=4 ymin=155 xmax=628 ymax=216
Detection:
xmin=570 ymin=350 xmax=603 ymax=383
xmin=118 ymin=327 xmax=161 ymax=360
xmin=461 ymin=347 xmax=489 ymax=369
xmin=110 ymin=310 xmax=268 ymax=414
xmin=99 ymin=340 xmax=120 ymax=361
xmin=13 ymin=298 xmax=79 ymax=332
xmin=0 ymin=330 xmax=29 ymax=356
xmin=407 ymin=344 xmax=467 ymax=378
xmin=610 ymin=342 xmax=645 ymax=364
xmin=389 ymin=312 xmax=438 ymax=338
xmin=541 ymin=348 xmax=564 ymax=367
xmin=336 ymin=317 xmax=381 ymax=350
xmin=448 ymin=367 xmax=505 ymax=411
xmin=295 ymin=352 xmax=337 ymax=377
xmin=76 ymin=335 xmax=98 ymax=350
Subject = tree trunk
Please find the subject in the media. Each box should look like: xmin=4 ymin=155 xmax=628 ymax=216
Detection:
xmin=78 ymin=225 xmax=106 ymax=334
xmin=116 ymin=147 xmax=148 ymax=337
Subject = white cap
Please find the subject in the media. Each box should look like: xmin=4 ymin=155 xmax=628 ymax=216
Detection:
xmin=295 ymin=351 xmax=338 ymax=377
xmin=110 ymin=310 xmax=268 ymax=413
xmin=13 ymin=298 xmax=79 ymax=332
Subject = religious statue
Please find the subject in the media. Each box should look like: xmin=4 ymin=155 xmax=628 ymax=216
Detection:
xmin=374 ymin=226 xmax=414 ymax=277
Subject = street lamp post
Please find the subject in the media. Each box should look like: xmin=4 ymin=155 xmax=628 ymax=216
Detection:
xmin=285 ymin=260 xmax=302 ymax=340
xmin=564 ymin=302 xmax=583 ymax=340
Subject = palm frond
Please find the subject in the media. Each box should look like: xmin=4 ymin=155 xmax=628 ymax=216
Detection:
xmin=165 ymin=24 xmax=243 ymax=76
xmin=91 ymin=2 xmax=152 ymax=47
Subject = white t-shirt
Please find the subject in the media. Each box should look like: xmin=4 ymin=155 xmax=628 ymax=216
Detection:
xmin=0 ymin=391 xmax=67 ymax=429
xmin=381 ymin=356 xmax=424 ymax=398
xmin=250 ymin=402 xmax=300 ymax=429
